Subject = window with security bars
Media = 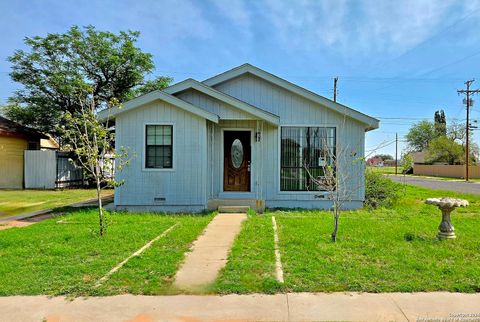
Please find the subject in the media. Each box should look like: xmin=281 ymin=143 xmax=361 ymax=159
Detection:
xmin=145 ymin=125 xmax=173 ymax=169
xmin=280 ymin=127 xmax=336 ymax=191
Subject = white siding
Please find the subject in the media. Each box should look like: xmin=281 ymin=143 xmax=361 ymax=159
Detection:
xmin=116 ymin=72 xmax=370 ymax=211
xmin=115 ymin=100 xmax=207 ymax=212
xmin=213 ymin=73 xmax=366 ymax=207
xmin=176 ymin=89 xmax=257 ymax=120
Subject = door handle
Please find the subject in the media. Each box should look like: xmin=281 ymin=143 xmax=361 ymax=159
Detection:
xmin=247 ymin=161 xmax=251 ymax=172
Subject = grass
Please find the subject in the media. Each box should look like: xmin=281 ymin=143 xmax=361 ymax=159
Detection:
xmin=0 ymin=209 xmax=212 ymax=296
xmin=367 ymin=166 xmax=397 ymax=174
xmin=215 ymin=184 xmax=480 ymax=293
xmin=2 ymin=183 xmax=480 ymax=296
xmin=0 ymin=189 xmax=112 ymax=218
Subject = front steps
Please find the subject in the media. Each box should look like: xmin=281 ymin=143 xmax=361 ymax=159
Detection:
xmin=217 ymin=206 xmax=250 ymax=213
xmin=207 ymin=198 xmax=265 ymax=213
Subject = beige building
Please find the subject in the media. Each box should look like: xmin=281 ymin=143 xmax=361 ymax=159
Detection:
xmin=0 ymin=116 xmax=49 ymax=189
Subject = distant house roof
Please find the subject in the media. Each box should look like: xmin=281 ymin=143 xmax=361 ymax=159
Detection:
xmin=0 ymin=116 xmax=48 ymax=140
xmin=411 ymin=151 xmax=427 ymax=164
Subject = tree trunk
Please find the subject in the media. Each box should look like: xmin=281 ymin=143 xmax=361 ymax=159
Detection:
xmin=331 ymin=206 xmax=339 ymax=242
xmin=95 ymin=167 xmax=104 ymax=236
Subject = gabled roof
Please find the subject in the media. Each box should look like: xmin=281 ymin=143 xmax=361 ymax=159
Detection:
xmin=163 ymin=78 xmax=280 ymax=125
xmin=0 ymin=116 xmax=48 ymax=139
xmin=97 ymin=90 xmax=219 ymax=123
xmin=203 ymin=63 xmax=379 ymax=130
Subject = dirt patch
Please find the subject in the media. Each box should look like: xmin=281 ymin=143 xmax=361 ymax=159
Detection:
xmin=0 ymin=220 xmax=34 ymax=230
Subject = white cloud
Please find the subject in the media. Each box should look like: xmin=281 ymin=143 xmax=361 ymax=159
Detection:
xmin=261 ymin=0 xmax=479 ymax=56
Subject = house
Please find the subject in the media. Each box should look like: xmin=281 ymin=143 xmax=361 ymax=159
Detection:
xmin=366 ymin=156 xmax=384 ymax=167
xmin=101 ymin=64 xmax=379 ymax=212
xmin=0 ymin=116 xmax=49 ymax=189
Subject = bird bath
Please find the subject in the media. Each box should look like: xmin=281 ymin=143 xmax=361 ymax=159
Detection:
xmin=425 ymin=197 xmax=469 ymax=240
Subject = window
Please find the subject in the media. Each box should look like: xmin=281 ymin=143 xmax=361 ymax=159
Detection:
xmin=145 ymin=125 xmax=173 ymax=169
xmin=280 ymin=127 xmax=336 ymax=191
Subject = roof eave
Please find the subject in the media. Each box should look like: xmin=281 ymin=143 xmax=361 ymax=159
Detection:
xmin=164 ymin=78 xmax=280 ymax=126
xmin=97 ymin=90 xmax=219 ymax=123
xmin=203 ymin=64 xmax=379 ymax=129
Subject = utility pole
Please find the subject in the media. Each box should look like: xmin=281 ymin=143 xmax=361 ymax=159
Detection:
xmin=333 ymin=77 xmax=338 ymax=102
xmin=395 ymin=133 xmax=398 ymax=175
xmin=458 ymin=79 xmax=480 ymax=181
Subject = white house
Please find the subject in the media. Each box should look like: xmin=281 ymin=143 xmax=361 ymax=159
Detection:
xmin=101 ymin=64 xmax=379 ymax=213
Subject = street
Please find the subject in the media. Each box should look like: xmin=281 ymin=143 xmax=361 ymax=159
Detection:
xmin=387 ymin=175 xmax=480 ymax=195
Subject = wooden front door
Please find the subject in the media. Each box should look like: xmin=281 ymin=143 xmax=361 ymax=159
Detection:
xmin=223 ymin=131 xmax=251 ymax=192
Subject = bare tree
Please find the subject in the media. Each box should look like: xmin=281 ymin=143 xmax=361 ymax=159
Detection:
xmin=62 ymin=87 xmax=131 ymax=236
xmin=302 ymin=115 xmax=365 ymax=242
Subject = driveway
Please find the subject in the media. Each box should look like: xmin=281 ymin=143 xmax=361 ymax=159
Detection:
xmin=387 ymin=175 xmax=480 ymax=195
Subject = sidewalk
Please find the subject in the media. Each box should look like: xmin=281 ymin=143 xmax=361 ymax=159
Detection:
xmin=0 ymin=194 xmax=114 ymax=223
xmin=0 ymin=292 xmax=478 ymax=321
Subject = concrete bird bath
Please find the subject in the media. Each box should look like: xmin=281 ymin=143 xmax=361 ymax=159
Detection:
xmin=425 ymin=197 xmax=469 ymax=240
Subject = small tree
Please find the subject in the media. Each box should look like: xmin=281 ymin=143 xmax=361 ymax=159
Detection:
xmin=302 ymin=125 xmax=363 ymax=242
xmin=400 ymin=153 xmax=413 ymax=195
xmin=62 ymin=87 xmax=130 ymax=236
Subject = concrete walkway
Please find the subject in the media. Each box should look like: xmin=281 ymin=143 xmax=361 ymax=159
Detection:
xmin=0 ymin=194 xmax=114 ymax=230
xmin=174 ymin=213 xmax=246 ymax=290
xmin=1 ymin=292 xmax=479 ymax=321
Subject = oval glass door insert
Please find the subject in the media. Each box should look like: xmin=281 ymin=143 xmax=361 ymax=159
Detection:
xmin=231 ymin=139 xmax=244 ymax=169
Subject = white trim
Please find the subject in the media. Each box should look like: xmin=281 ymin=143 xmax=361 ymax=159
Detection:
xmin=98 ymin=90 xmax=219 ymax=123
xmin=220 ymin=128 xmax=255 ymax=196
xmin=142 ymin=122 xmax=176 ymax=172
xmin=277 ymin=124 xmax=337 ymax=195
xmin=202 ymin=64 xmax=379 ymax=130
xmin=164 ymin=79 xmax=280 ymax=125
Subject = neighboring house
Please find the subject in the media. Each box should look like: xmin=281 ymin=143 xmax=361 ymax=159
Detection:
xmin=366 ymin=157 xmax=384 ymax=167
xmin=411 ymin=151 xmax=427 ymax=165
xmin=0 ymin=116 xmax=48 ymax=189
xmin=101 ymin=64 xmax=379 ymax=212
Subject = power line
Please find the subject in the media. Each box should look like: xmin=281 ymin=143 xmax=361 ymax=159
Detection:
xmin=457 ymin=79 xmax=480 ymax=181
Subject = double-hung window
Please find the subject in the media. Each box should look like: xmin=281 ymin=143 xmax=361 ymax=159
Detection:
xmin=280 ymin=126 xmax=336 ymax=191
xmin=145 ymin=125 xmax=173 ymax=169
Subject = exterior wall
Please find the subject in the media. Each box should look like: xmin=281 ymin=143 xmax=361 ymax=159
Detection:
xmin=0 ymin=136 xmax=27 ymax=189
xmin=176 ymin=89 xmax=256 ymax=120
xmin=114 ymin=100 xmax=208 ymax=212
xmin=413 ymin=164 xmax=480 ymax=178
xmin=213 ymin=73 xmax=366 ymax=207
xmin=24 ymin=150 xmax=57 ymax=189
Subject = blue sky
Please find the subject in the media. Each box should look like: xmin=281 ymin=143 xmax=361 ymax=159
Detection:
xmin=1 ymin=0 xmax=480 ymax=157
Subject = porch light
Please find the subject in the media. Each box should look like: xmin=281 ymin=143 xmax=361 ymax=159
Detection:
xmin=255 ymin=131 xmax=261 ymax=142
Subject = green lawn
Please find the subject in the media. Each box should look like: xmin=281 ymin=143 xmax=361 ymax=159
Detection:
xmin=0 ymin=189 xmax=112 ymax=218
xmin=214 ymin=185 xmax=480 ymax=293
xmin=2 ymin=184 xmax=480 ymax=296
xmin=367 ymin=166 xmax=397 ymax=174
xmin=0 ymin=209 xmax=212 ymax=296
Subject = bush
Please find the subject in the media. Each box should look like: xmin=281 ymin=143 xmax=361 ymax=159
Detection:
xmin=365 ymin=171 xmax=401 ymax=208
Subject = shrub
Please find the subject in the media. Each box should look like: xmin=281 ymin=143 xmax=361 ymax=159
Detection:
xmin=365 ymin=171 xmax=401 ymax=208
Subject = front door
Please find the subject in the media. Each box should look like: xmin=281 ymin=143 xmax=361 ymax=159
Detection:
xmin=223 ymin=131 xmax=251 ymax=192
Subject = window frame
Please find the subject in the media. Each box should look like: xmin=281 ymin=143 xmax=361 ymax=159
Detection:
xmin=278 ymin=124 xmax=337 ymax=194
xmin=142 ymin=123 xmax=175 ymax=172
